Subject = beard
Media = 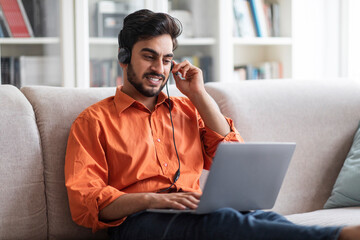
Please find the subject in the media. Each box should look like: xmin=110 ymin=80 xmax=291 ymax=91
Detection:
xmin=127 ymin=63 xmax=168 ymax=97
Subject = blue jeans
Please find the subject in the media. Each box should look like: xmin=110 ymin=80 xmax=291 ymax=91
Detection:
xmin=108 ymin=208 xmax=342 ymax=240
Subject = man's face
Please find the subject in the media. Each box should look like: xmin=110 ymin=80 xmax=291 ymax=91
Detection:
xmin=125 ymin=34 xmax=174 ymax=98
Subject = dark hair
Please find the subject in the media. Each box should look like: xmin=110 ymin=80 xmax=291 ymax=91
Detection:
xmin=118 ymin=9 xmax=182 ymax=52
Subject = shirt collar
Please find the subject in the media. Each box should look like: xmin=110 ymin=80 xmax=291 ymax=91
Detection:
xmin=114 ymin=86 xmax=173 ymax=114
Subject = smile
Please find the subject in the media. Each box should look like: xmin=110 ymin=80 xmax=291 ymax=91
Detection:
xmin=144 ymin=73 xmax=165 ymax=85
xmin=148 ymin=77 xmax=162 ymax=82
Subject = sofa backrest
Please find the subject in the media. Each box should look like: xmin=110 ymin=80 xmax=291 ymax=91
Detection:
xmin=205 ymin=80 xmax=360 ymax=215
xmin=0 ymin=85 xmax=47 ymax=239
xmin=21 ymin=86 xmax=116 ymax=239
xmin=19 ymin=85 xmax=191 ymax=239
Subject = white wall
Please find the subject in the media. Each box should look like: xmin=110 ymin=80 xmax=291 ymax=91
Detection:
xmin=292 ymin=0 xmax=340 ymax=80
xmin=343 ymin=0 xmax=360 ymax=81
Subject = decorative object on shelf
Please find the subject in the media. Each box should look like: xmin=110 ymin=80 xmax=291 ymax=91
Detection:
xmin=95 ymin=1 xmax=129 ymax=38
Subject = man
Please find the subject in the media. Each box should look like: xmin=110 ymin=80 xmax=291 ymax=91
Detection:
xmin=65 ymin=9 xmax=360 ymax=240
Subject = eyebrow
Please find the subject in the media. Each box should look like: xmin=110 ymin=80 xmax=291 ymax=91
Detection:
xmin=141 ymin=48 xmax=174 ymax=58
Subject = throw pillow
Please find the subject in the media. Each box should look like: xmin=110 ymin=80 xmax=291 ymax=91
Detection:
xmin=324 ymin=121 xmax=360 ymax=208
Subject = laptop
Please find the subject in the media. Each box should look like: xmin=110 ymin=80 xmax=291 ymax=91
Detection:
xmin=147 ymin=142 xmax=296 ymax=214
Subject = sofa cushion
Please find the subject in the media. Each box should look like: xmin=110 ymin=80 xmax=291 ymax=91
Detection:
xmin=0 ymin=85 xmax=47 ymax=239
xmin=285 ymin=207 xmax=360 ymax=226
xmin=324 ymin=121 xmax=360 ymax=208
xmin=205 ymin=80 xmax=360 ymax=215
xmin=21 ymin=86 xmax=116 ymax=240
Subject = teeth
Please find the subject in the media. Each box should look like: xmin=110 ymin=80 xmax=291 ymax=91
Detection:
xmin=149 ymin=77 xmax=160 ymax=82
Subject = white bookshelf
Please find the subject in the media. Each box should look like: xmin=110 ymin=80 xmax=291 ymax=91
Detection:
xmin=0 ymin=38 xmax=59 ymax=44
xmin=89 ymin=38 xmax=216 ymax=46
xmin=3 ymin=0 xmax=346 ymax=88
xmin=233 ymin=37 xmax=292 ymax=46
xmin=0 ymin=0 xmax=75 ymax=87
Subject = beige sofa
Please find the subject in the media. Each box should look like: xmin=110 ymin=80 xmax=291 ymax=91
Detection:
xmin=1 ymin=80 xmax=360 ymax=239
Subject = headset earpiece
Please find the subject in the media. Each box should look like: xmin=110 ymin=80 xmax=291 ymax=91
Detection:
xmin=118 ymin=48 xmax=131 ymax=64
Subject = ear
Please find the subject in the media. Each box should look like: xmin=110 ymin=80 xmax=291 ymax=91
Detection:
xmin=119 ymin=62 xmax=128 ymax=68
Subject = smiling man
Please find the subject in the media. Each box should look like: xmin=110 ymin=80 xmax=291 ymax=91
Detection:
xmin=64 ymin=9 xmax=360 ymax=240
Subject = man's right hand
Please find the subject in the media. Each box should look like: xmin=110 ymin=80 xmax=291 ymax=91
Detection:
xmin=99 ymin=192 xmax=201 ymax=222
xmin=147 ymin=192 xmax=201 ymax=210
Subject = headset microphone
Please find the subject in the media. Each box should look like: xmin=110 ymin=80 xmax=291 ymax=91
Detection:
xmin=159 ymin=61 xmax=181 ymax=193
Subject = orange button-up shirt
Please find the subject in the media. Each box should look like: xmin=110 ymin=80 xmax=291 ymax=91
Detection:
xmin=65 ymin=86 xmax=243 ymax=232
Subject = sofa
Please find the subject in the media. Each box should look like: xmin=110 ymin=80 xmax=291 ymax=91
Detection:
xmin=1 ymin=79 xmax=360 ymax=239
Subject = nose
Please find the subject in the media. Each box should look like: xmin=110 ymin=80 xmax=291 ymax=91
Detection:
xmin=150 ymin=59 xmax=164 ymax=74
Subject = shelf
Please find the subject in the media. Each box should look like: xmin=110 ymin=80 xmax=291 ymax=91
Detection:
xmin=233 ymin=37 xmax=292 ymax=46
xmin=177 ymin=38 xmax=216 ymax=46
xmin=89 ymin=37 xmax=216 ymax=46
xmin=89 ymin=38 xmax=117 ymax=45
xmin=0 ymin=38 xmax=60 ymax=45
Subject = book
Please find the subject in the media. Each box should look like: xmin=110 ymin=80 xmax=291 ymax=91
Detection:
xmin=0 ymin=0 xmax=33 ymax=37
xmin=200 ymin=56 xmax=213 ymax=83
xmin=20 ymin=0 xmax=43 ymax=37
xmin=1 ymin=57 xmax=20 ymax=87
xmin=234 ymin=61 xmax=283 ymax=80
xmin=1 ymin=57 xmax=11 ymax=84
xmin=0 ymin=4 xmax=11 ymax=37
xmin=271 ymin=3 xmax=280 ymax=37
xmin=20 ymin=0 xmax=59 ymax=37
xmin=249 ymin=0 xmax=269 ymax=37
xmin=234 ymin=65 xmax=247 ymax=81
xmin=19 ymin=56 xmax=61 ymax=86
xmin=233 ymin=0 xmax=256 ymax=37
xmin=90 ymin=59 xmax=122 ymax=87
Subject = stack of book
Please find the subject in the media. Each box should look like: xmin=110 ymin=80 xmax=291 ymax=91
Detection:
xmin=233 ymin=0 xmax=280 ymax=37
xmin=90 ymin=59 xmax=123 ymax=87
xmin=0 ymin=0 xmax=58 ymax=38
xmin=233 ymin=61 xmax=283 ymax=80
xmin=1 ymin=56 xmax=61 ymax=87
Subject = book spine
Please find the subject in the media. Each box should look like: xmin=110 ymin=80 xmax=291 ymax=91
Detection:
xmin=0 ymin=0 xmax=31 ymax=37
xmin=249 ymin=0 xmax=261 ymax=37
xmin=1 ymin=57 xmax=11 ymax=84
xmin=249 ymin=0 xmax=269 ymax=37
xmin=0 ymin=4 xmax=12 ymax=37
xmin=17 ymin=0 xmax=34 ymax=37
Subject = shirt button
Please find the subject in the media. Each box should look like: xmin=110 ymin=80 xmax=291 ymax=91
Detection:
xmin=164 ymin=163 xmax=168 ymax=167
xmin=157 ymin=138 xmax=161 ymax=142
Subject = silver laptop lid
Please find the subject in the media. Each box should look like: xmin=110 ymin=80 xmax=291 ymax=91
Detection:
xmin=196 ymin=142 xmax=296 ymax=214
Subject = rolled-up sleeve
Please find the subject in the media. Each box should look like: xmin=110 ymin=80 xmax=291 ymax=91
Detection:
xmin=198 ymin=114 xmax=244 ymax=170
xmin=65 ymin=117 xmax=125 ymax=232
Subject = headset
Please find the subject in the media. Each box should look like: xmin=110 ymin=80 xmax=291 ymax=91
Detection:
xmin=118 ymin=46 xmax=181 ymax=191
xmin=160 ymin=62 xmax=181 ymax=192
xmin=118 ymin=47 xmax=131 ymax=64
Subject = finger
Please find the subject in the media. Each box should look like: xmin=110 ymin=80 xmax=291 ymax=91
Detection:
xmin=173 ymin=71 xmax=183 ymax=83
xmin=179 ymin=64 xmax=191 ymax=79
xmin=186 ymin=192 xmax=202 ymax=200
xmin=175 ymin=197 xmax=198 ymax=209
xmin=179 ymin=193 xmax=201 ymax=207
xmin=172 ymin=60 xmax=190 ymax=73
xmin=168 ymin=201 xmax=188 ymax=210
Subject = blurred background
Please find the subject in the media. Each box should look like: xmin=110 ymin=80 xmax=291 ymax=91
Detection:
xmin=0 ymin=0 xmax=359 ymax=88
